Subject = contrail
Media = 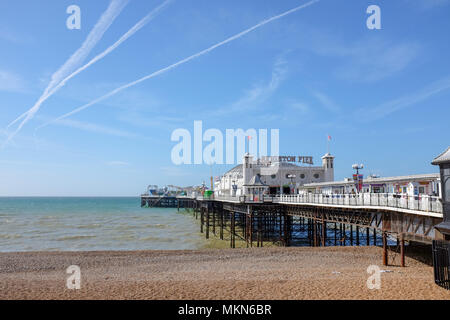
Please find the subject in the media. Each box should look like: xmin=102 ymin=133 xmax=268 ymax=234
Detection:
xmin=38 ymin=0 xmax=319 ymax=130
xmin=8 ymin=0 xmax=172 ymax=131
xmin=4 ymin=0 xmax=129 ymax=146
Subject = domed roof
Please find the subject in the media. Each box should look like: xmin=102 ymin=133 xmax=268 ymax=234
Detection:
xmin=224 ymin=164 xmax=243 ymax=175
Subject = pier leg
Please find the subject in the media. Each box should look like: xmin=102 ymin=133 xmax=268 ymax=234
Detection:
xmin=206 ymin=209 xmax=209 ymax=239
xmin=250 ymin=212 xmax=253 ymax=247
xmin=366 ymin=228 xmax=370 ymax=246
xmin=342 ymin=224 xmax=346 ymax=246
xmin=382 ymin=232 xmax=388 ymax=266
xmin=350 ymin=225 xmax=353 ymax=246
xmin=212 ymin=208 xmax=216 ymax=235
xmin=200 ymin=208 xmax=204 ymax=233
xmin=232 ymin=212 xmax=236 ymax=248
xmin=400 ymin=234 xmax=405 ymax=267
xmin=279 ymin=212 xmax=283 ymax=246
xmin=334 ymin=223 xmax=337 ymax=246
xmin=313 ymin=220 xmax=318 ymax=247
xmin=220 ymin=210 xmax=224 ymax=240
xmin=261 ymin=214 xmax=264 ymax=248
xmin=373 ymin=229 xmax=377 ymax=246
xmin=356 ymin=226 xmax=360 ymax=246
xmin=322 ymin=220 xmax=326 ymax=247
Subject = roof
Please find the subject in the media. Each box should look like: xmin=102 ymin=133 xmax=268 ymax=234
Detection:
xmin=302 ymin=173 xmax=440 ymax=188
xmin=224 ymin=164 xmax=243 ymax=175
xmin=432 ymin=147 xmax=450 ymax=165
xmin=243 ymin=175 xmax=268 ymax=187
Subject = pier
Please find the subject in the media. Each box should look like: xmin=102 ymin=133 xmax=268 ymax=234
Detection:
xmin=141 ymin=192 xmax=444 ymax=268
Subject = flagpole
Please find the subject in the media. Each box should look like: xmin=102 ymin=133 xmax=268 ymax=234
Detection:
xmin=327 ymin=134 xmax=332 ymax=154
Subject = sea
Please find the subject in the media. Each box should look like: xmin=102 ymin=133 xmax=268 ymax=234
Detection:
xmin=0 ymin=197 xmax=394 ymax=252
xmin=0 ymin=197 xmax=207 ymax=252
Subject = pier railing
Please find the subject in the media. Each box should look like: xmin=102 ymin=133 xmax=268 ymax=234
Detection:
xmin=213 ymin=193 xmax=443 ymax=215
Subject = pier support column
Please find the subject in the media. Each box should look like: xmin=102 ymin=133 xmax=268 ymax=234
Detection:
xmin=373 ymin=229 xmax=377 ymax=246
xmin=212 ymin=207 xmax=216 ymax=235
xmin=321 ymin=220 xmax=326 ymax=247
xmin=400 ymin=233 xmax=405 ymax=267
xmin=231 ymin=212 xmax=236 ymax=248
xmin=313 ymin=219 xmax=318 ymax=247
xmin=200 ymin=208 xmax=204 ymax=233
xmin=220 ymin=209 xmax=224 ymax=240
xmin=382 ymin=232 xmax=388 ymax=266
xmin=356 ymin=226 xmax=360 ymax=246
xmin=350 ymin=225 xmax=353 ymax=246
xmin=206 ymin=208 xmax=209 ymax=239
xmin=334 ymin=223 xmax=337 ymax=246
xmin=366 ymin=228 xmax=370 ymax=246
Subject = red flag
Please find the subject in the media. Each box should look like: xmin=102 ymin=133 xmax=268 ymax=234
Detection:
xmin=328 ymin=135 xmax=331 ymax=141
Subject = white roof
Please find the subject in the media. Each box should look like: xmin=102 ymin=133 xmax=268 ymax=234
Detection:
xmin=303 ymin=173 xmax=440 ymax=188
xmin=432 ymin=147 xmax=450 ymax=165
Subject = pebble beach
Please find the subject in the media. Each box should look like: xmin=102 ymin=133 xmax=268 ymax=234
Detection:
xmin=1 ymin=246 xmax=449 ymax=300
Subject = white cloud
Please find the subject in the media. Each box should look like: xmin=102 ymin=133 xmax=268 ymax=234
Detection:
xmin=300 ymin=29 xmax=421 ymax=82
xmin=404 ymin=0 xmax=450 ymax=10
xmin=5 ymin=0 xmax=129 ymax=144
xmin=288 ymin=101 xmax=310 ymax=114
xmin=160 ymin=166 xmax=192 ymax=177
xmin=52 ymin=118 xmax=139 ymax=138
xmin=312 ymin=91 xmax=340 ymax=113
xmin=213 ymin=57 xmax=288 ymax=116
xmin=0 ymin=70 xmax=26 ymax=93
xmin=357 ymin=75 xmax=450 ymax=121
xmin=106 ymin=161 xmax=130 ymax=166
xmin=333 ymin=41 xmax=421 ymax=82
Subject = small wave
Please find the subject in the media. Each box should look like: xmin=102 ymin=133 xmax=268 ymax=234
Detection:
xmin=55 ymin=235 xmax=96 ymax=241
xmin=76 ymin=224 xmax=102 ymax=229
xmin=141 ymin=236 xmax=175 ymax=242
xmin=0 ymin=234 xmax=22 ymax=239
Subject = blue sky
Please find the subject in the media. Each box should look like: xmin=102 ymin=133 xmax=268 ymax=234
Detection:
xmin=0 ymin=0 xmax=449 ymax=196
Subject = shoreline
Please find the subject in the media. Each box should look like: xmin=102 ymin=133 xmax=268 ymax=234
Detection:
xmin=1 ymin=246 xmax=449 ymax=300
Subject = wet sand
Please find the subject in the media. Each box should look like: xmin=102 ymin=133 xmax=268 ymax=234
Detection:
xmin=0 ymin=246 xmax=449 ymax=300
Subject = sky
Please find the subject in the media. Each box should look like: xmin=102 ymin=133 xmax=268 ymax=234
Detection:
xmin=0 ymin=0 xmax=449 ymax=196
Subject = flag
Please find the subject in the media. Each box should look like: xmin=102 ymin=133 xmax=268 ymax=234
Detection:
xmin=327 ymin=135 xmax=331 ymax=141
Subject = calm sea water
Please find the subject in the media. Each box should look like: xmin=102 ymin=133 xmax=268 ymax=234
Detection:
xmin=0 ymin=197 xmax=207 ymax=252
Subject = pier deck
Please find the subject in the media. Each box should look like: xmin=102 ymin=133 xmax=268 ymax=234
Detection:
xmin=140 ymin=193 xmax=445 ymax=269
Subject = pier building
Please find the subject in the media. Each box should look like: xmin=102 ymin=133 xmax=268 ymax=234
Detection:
xmin=300 ymin=173 xmax=440 ymax=197
xmin=214 ymin=153 xmax=335 ymax=198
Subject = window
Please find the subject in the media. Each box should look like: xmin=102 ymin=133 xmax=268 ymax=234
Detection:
xmin=300 ymin=174 xmax=305 ymax=179
xmin=419 ymin=187 xmax=425 ymax=194
xmin=314 ymin=173 xmax=319 ymax=179
xmin=445 ymin=177 xmax=450 ymax=202
xmin=271 ymin=174 xmax=276 ymax=179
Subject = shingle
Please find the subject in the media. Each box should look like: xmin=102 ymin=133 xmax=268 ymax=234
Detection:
xmin=432 ymin=147 xmax=450 ymax=165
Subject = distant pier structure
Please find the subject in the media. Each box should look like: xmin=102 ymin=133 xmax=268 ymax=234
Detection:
xmin=141 ymin=195 xmax=178 ymax=208
xmin=141 ymin=149 xmax=450 ymax=290
xmin=140 ymin=184 xmax=203 ymax=208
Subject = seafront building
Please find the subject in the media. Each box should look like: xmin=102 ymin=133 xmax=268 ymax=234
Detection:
xmin=214 ymin=152 xmax=335 ymax=198
xmin=300 ymin=173 xmax=440 ymax=197
xmin=214 ymin=153 xmax=441 ymax=198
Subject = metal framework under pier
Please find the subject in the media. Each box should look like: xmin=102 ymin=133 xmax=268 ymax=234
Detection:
xmin=173 ymin=197 xmax=444 ymax=268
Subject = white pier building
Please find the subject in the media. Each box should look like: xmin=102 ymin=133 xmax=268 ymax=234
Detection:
xmin=214 ymin=153 xmax=335 ymax=198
